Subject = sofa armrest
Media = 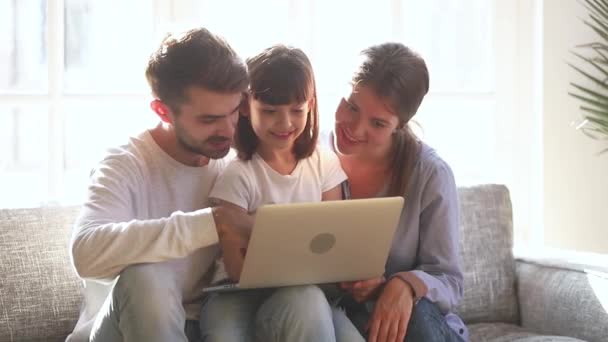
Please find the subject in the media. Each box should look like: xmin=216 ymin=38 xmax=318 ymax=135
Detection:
xmin=516 ymin=258 xmax=608 ymax=342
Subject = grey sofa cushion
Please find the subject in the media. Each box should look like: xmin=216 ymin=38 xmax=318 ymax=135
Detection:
xmin=455 ymin=185 xmax=519 ymax=324
xmin=469 ymin=323 xmax=586 ymax=342
xmin=0 ymin=206 xmax=82 ymax=342
xmin=518 ymin=261 xmax=608 ymax=342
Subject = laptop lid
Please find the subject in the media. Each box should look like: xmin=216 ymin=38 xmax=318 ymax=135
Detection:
xmin=238 ymin=197 xmax=404 ymax=289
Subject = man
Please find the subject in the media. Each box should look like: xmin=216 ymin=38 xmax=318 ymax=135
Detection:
xmin=67 ymin=27 xmax=250 ymax=342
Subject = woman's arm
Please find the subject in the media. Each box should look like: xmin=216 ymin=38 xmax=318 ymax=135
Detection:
xmin=392 ymin=159 xmax=463 ymax=313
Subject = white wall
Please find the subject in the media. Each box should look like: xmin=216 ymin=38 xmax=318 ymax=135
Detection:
xmin=542 ymin=0 xmax=608 ymax=253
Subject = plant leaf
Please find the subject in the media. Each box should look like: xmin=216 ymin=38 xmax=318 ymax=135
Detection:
xmin=568 ymin=62 xmax=608 ymax=90
xmin=580 ymin=105 xmax=608 ymax=120
xmin=589 ymin=0 xmax=608 ymax=19
xmin=583 ymin=19 xmax=608 ymax=42
xmin=596 ymin=147 xmax=608 ymax=155
xmin=590 ymin=13 xmax=608 ymax=35
xmin=569 ymin=92 xmax=608 ymax=109
xmin=571 ymin=51 xmax=608 ymax=80
xmin=570 ymin=82 xmax=608 ymax=103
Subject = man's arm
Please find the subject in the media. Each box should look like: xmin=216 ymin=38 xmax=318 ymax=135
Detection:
xmin=70 ymin=159 xmax=219 ymax=281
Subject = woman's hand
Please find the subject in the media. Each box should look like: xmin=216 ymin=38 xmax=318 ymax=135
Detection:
xmin=367 ymin=277 xmax=415 ymax=342
xmin=340 ymin=276 xmax=386 ymax=302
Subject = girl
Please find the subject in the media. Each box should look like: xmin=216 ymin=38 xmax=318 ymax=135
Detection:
xmin=199 ymin=45 xmax=362 ymax=342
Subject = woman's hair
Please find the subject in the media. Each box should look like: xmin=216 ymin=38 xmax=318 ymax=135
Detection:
xmin=235 ymin=45 xmax=319 ymax=160
xmin=352 ymin=43 xmax=429 ymax=196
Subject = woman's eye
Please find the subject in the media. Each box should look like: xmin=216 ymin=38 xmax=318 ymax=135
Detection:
xmin=347 ymin=102 xmax=358 ymax=112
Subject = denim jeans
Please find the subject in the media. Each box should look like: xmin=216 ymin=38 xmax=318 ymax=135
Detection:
xmin=199 ymin=285 xmax=364 ymax=342
xmin=340 ymin=296 xmax=465 ymax=342
xmin=89 ymin=263 xmax=200 ymax=342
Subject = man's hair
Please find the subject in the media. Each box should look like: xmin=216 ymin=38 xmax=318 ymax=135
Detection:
xmin=145 ymin=27 xmax=248 ymax=112
xmin=235 ymin=45 xmax=319 ymax=160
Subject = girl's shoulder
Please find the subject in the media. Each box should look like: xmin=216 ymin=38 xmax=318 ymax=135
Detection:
xmin=223 ymin=154 xmax=257 ymax=174
xmin=308 ymin=144 xmax=341 ymax=165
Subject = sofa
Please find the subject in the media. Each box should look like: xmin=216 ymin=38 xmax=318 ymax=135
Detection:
xmin=0 ymin=184 xmax=606 ymax=342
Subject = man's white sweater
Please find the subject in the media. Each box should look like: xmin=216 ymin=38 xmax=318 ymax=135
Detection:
xmin=67 ymin=130 xmax=227 ymax=341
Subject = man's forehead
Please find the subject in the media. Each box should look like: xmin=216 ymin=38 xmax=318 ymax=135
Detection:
xmin=182 ymin=87 xmax=242 ymax=113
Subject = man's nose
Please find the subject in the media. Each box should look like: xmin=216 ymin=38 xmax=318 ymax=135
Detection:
xmin=218 ymin=115 xmax=236 ymax=137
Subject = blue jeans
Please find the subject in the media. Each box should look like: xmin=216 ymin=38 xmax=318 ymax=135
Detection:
xmin=199 ymin=285 xmax=364 ymax=342
xmin=340 ymin=296 xmax=465 ymax=342
xmin=89 ymin=263 xmax=201 ymax=342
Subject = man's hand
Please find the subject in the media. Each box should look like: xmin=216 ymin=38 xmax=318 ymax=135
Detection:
xmin=211 ymin=201 xmax=254 ymax=239
xmin=340 ymin=276 xmax=386 ymax=302
xmin=366 ymin=277 xmax=415 ymax=342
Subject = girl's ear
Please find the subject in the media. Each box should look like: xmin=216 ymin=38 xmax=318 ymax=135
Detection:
xmin=239 ymin=93 xmax=251 ymax=117
xmin=308 ymin=96 xmax=316 ymax=109
xmin=150 ymin=99 xmax=172 ymax=123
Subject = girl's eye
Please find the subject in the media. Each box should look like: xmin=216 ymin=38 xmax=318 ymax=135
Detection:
xmin=372 ymin=120 xmax=386 ymax=128
xmin=262 ymin=108 xmax=276 ymax=114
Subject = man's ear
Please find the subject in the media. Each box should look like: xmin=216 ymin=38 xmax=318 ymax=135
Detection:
xmin=150 ymin=99 xmax=172 ymax=123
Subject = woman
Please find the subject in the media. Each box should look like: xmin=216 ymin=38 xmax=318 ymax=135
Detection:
xmin=333 ymin=43 xmax=468 ymax=342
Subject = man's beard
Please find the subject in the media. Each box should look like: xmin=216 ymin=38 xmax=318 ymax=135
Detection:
xmin=177 ymin=132 xmax=232 ymax=159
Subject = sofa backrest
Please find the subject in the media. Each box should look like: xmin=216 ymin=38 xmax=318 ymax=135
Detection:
xmin=0 ymin=184 xmax=520 ymax=341
xmin=0 ymin=206 xmax=82 ymax=342
xmin=455 ymin=184 xmax=520 ymax=325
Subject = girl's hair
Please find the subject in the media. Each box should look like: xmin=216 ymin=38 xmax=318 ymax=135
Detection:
xmin=352 ymin=43 xmax=429 ymax=197
xmin=235 ymin=45 xmax=319 ymax=160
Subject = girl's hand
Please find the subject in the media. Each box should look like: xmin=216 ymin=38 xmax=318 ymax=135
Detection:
xmin=366 ymin=277 xmax=415 ymax=342
xmin=339 ymin=276 xmax=386 ymax=302
xmin=220 ymin=235 xmax=247 ymax=281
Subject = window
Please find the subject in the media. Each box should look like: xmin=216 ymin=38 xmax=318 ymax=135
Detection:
xmin=1 ymin=0 xmax=522 ymax=231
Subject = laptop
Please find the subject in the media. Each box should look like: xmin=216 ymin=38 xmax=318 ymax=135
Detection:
xmin=203 ymin=196 xmax=404 ymax=293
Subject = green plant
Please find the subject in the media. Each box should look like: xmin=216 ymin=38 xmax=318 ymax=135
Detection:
xmin=568 ymin=0 xmax=608 ymax=153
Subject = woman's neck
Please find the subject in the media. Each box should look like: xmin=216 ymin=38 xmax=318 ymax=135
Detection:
xmin=339 ymin=154 xmax=391 ymax=199
xmin=256 ymin=145 xmax=298 ymax=175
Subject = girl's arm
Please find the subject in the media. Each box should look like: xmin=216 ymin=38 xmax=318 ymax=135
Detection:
xmin=212 ymin=199 xmax=252 ymax=281
xmin=322 ymin=184 xmax=343 ymax=201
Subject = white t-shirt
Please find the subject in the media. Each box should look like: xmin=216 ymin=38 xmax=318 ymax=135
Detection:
xmin=208 ymin=146 xmax=347 ymax=283
xmin=67 ymin=130 xmax=229 ymax=342
xmin=209 ymin=147 xmax=347 ymax=211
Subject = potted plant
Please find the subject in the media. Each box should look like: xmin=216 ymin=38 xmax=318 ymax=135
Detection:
xmin=569 ymin=0 xmax=608 ymax=153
